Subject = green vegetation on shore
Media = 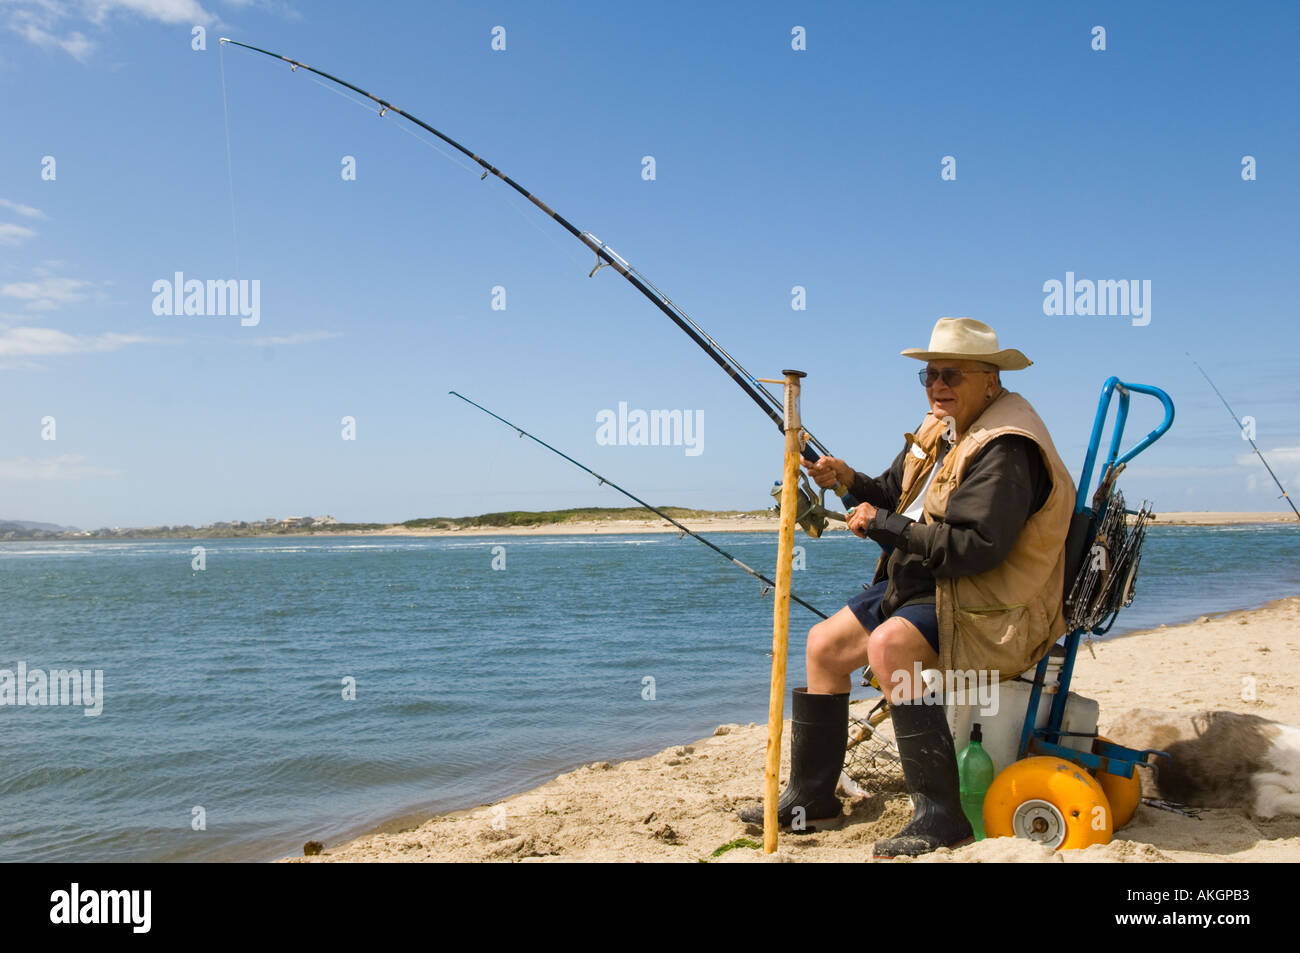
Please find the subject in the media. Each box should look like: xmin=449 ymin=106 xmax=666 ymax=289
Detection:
xmin=2 ymin=507 xmax=772 ymax=541
xmin=400 ymin=506 xmax=765 ymax=529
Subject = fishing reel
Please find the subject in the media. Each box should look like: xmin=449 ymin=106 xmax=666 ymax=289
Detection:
xmin=770 ymin=471 xmax=843 ymax=539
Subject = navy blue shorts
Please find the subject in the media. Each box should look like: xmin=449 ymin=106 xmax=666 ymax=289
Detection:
xmin=847 ymin=580 xmax=940 ymax=654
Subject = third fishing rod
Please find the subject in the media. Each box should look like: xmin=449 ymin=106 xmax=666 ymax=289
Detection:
xmin=219 ymin=38 xmax=858 ymax=510
xmin=1190 ymin=355 xmax=1299 ymax=521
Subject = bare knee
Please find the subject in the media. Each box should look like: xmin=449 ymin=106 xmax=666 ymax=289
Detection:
xmin=867 ymin=624 xmax=909 ymax=673
xmin=868 ymin=620 xmax=935 ymax=701
xmin=806 ymin=620 xmax=833 ymax=668
xmin=805 ymin=611 xmax=870 ymax=677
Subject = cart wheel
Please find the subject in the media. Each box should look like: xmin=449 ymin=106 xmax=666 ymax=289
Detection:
xmin=1092 ymin=736 xmax=1141 ymax=830
xmin=983 ymin=756 xmax=1113 ymax=849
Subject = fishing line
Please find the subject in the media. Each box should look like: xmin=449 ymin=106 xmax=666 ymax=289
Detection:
xmin=377 ymin=111 xmax=587 ymax=269
xmin=218 ymin=40 xmax=241 ymax=274
xmin=301 ymin=69 xmax=388 ymax=118
xmin=619 ymin=260 xmax=785 ymax=419
xmin=299 ymin=70 xmax=481 ymax=178
xmin=450 ymin=390 xmax=830 ymax=620
xmin=334 ymin=87 xmax=588 ymax=270
xmin=242 ymin=52 xmax=586 ymax=271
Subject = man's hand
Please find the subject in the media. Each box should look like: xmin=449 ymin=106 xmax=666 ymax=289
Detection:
xmin=802 ymin=455 xmax=853 ymax=490
xmin=846 ymin=502 xmax=877 ymax=538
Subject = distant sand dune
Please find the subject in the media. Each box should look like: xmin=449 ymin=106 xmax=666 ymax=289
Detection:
xmin=357 ymin=511 xmax=1296 ymax=538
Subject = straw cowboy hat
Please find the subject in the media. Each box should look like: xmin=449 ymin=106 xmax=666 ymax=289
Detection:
xmin=900 ymin=317 xmax=1032 ymax=370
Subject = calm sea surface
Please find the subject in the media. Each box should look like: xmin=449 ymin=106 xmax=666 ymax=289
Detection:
xmin=1 ymin=524 xmax=1297 ymax=862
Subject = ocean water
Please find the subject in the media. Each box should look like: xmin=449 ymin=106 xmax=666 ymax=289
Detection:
xmin=1 ymin=524 xmax=1296 ymax=862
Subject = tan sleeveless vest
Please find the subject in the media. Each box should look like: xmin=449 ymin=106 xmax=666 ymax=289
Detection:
xmin=895 ymin=391 xmax=1076 ymax=679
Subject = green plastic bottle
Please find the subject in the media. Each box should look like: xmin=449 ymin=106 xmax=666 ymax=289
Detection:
xmin=957 ymin=723 xmax=996 ymax=840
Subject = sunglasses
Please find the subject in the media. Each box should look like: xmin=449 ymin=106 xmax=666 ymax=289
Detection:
xmin=918 ymin=367 xmax=993 ymax=388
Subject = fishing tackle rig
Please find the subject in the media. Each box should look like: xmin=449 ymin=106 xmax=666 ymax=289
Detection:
xmin=219 ymin=38 xmax=859 ymax=516
xmin=1063 ymin=461 xmax=1154 ymax=635
xmin=450 ymin=391 xmax=831 ymax=620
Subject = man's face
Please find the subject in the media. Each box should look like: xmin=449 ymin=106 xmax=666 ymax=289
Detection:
xmin=925 ymin=359 xmax=995 ymax=435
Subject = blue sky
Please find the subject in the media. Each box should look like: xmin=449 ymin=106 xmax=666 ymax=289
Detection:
xmin=1 ymin=0 xmax=1297 ymax=528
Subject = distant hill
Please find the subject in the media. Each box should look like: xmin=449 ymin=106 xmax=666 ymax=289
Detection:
xmin=0 ymin=508 xmax=772 ymax=540
xmin=0 ymin=520 xmax=80 ymax=533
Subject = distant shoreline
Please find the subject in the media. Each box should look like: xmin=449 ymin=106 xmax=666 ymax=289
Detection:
xmin=351 ymin=511 xmax=1297 ymax=537
xmin=2 ymin=511 xmax=1294 ymax=543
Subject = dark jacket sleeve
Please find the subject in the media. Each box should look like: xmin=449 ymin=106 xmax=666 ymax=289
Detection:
xmin=849 ymin=447 xmax=907 ymax=510
xmin=866 ymin=435 xmax=1051 ymax=577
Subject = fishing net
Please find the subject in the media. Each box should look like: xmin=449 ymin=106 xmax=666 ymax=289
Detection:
xmin=841 ymin=698 xmax=906 ymax=796
xmin=1064 ymin=464 xmax=1154 ymax=634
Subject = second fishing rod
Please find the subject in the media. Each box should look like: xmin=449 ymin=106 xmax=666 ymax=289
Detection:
xmin=450 ymin=391 xmax=831 ymax=621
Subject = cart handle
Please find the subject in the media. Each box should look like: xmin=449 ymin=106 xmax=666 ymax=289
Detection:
xmin=1074 ymin=377 xmax=1175 ymax=514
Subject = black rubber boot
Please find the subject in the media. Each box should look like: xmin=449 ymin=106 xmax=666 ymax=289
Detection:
xmin=872 ymin=697 xmax=973 ymax=858
xmin=737 ymin=687 xmax=849 ymax=830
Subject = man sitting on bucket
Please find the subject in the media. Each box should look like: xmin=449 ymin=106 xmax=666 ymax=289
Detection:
xmin=738 ymin=317 xmax=1076 ymax=858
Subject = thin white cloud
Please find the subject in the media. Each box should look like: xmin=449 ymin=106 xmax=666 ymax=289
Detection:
xmin=0 ymin=223 xmax=38 ymax=246
xmin=3 ymin=0 xmax=218 ymax=61
xmin=86 ymin=0 xmax=215 ymax=26
xmin=0 ymin=455 xmax=122 ymax=480
xmin=1238 ymin=446 xmax=1300 ymax=490
xmin=0 ymin=326 xmax=160 ymax=356
xmin=248 ymin=330 xmax=342 ymax=347
xmin=1 ymin=276 xmax=91 ymax=310
xmin=1235 ymin=446 xmax=1300 ymax=466
xmin=1125 ymin=464 xmax=1241 ymax=479
xmin=0 ymin=198 xmax=46 ymax=219
xmin=5 ymin=5 xmax=94 ymax=60
xmin=221 ymin=0 xmax=300 ymax=19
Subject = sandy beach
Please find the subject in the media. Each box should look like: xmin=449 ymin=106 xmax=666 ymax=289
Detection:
xmin=285 ymin=594 xmax=1300 ymax=863
xmin=358 ymin=512 xmax=1295 ymax=538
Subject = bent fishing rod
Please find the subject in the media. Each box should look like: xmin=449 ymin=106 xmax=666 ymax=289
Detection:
xmin=1189 ymin=355 xmax=1299 ymax=521
xmin=450 ymin=391 xmax=830 ymax=620
xmin=219 ymin=38 xmax=858 ymax=509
